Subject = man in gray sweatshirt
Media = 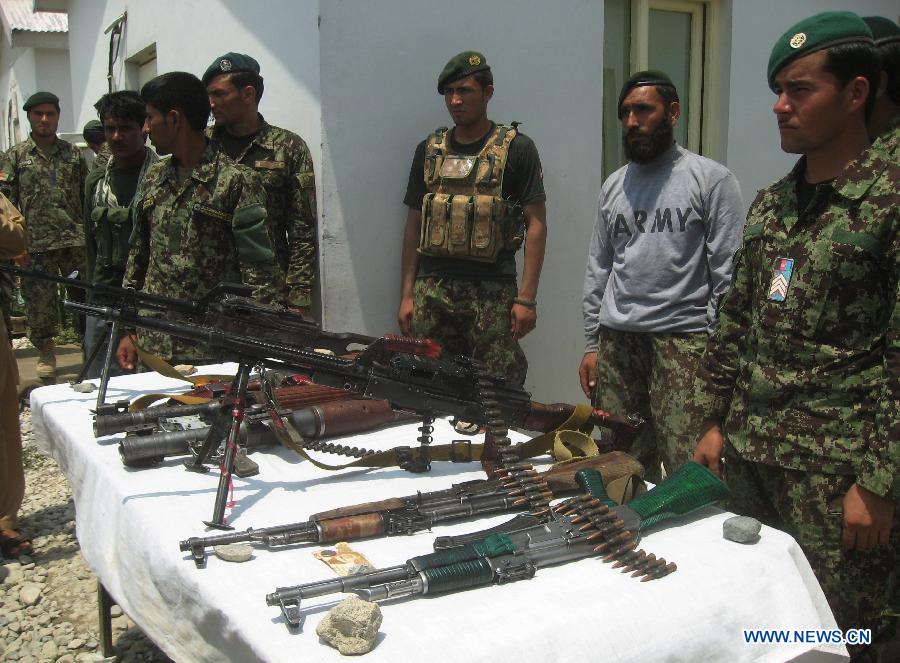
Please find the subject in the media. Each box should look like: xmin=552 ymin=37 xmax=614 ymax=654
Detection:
xmin=579 ymin=71 xmax=744 ymax=482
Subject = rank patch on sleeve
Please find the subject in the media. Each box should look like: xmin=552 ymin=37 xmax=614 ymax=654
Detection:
xmin=767 ymin=257 xmax=793 ymax=302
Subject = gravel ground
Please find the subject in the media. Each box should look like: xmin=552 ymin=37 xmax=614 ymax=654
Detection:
xmin=0 ymin=407 xmax=171 ymax=663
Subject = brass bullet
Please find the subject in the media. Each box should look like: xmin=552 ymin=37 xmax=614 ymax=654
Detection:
xmin=611 ymin=550 xmax=642 ymax=569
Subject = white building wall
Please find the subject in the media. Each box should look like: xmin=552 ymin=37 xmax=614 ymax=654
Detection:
xmin=66 ymin=0 xmax=321 ymax=155
xmin=33 ymin=48 xmax=74 ymax=132
xmin=724 ymin=0 xmax=899 ymax=206
xmin=0 ymin=43 xmax=36 ymax=149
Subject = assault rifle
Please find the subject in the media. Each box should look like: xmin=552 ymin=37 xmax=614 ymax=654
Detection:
xmin=265 ymin=462 xmax=727 ymax=629
xmin=179 ymin=452 xmax=644 ymax=566
xmin=67 ymin=297 xmax=642 ymax=527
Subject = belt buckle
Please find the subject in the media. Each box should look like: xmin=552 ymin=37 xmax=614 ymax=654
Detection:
xmin=449 ymin=439 xmax=473 ymax=463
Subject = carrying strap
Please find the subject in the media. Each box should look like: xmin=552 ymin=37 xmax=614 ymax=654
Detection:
xmin=134 ymin=343 xmax=237 ymax=386
xmin=515 ymin=403 xmax=595 ymax=459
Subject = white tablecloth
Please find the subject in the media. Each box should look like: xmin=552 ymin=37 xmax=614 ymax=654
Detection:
xmin=29 ymin=365 xmax=848 ymax=662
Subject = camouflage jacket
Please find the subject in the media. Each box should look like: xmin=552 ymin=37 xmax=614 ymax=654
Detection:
xmin=124 ymin=143 xmax=285 ymax=363
xmin=693 ymin=145 xmax=898 ymax=498
xmin=0 ymin=135 xmax=86 ymax=252
xmin=870 ymin=113 xmax=899 ymax=162
xmin=208 ymin=116 xmax=317 ymax=307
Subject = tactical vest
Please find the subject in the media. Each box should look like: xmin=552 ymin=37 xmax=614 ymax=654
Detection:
xmin=90 ymin=149 xmax=158 ymax=279
xmin=419 ymin=123 xmax=525 ymax=263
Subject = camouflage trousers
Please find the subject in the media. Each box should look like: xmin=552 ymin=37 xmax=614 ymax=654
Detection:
xmin=21 ymin=247 xmax=86 ymax=345
xmin=413 ymin=276 xmax=526 ymax=386
xmin=591 ymin=326 xmax=706 ymax=483
xmin=723 ymin=443 xmax=898 ymax=656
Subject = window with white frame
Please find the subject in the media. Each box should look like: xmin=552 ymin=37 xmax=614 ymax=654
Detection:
xmin=602 ymin=0 xmax=722 ymax=179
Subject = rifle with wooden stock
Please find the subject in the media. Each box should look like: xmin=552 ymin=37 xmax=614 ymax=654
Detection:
xmin=179 ymin=452 xmax=644 ymax=567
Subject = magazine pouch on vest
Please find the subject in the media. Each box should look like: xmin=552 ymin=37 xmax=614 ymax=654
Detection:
xmin=419 ymin=123 xmax=523 ymax=263
xmin=91 ymin=206 xmax=133 ymax=273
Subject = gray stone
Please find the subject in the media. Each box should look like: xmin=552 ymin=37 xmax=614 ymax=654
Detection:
xmin=70 ymin=382 xmax=96 ymax=393
xmin=56 ymin=655 xmax=75 ymax=663
xmin=18 ymin=584 xmax=41 ymax=607
xmin=9 ymin=620 xmax=21 ymax=633
xmin=109 ymin=605 xmax=122 ymax=618
xmin=723 ymin=515 xmax=762 ymax=544
xmin=3 ymin=564 xmax=24 ymax=584
xmin=213 ymin=543 xmax=253 ymax=563
xmin=68 ymin=639 xmax=85 ymax=650
xmin=316 ymin=596 xmax=382 ymax=655
xmin=40 ymin=640 xmax=58 ymax=659
xmin=84 ymin=640 xmax=97 ymax=650
xmin=74 ymin=653 xmax=106 ymax=662
xmin=17 ymin=555 xmax=33 ymax=565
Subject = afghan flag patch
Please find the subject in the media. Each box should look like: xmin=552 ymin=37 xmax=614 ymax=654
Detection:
xmin=767 ymin=257 xmax=793 ymax=302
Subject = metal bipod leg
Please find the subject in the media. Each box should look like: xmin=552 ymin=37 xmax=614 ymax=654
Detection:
xmin=203 ymin=362 xmax=252 ymax=529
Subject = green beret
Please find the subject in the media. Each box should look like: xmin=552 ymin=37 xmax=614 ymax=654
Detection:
xmin=863 ymin=16 xmax=900 ymax=46
xmin=617 ymin=70 xmax=676 ymax=113
xmin=767 ymin=11 xmax=874 ymax=89
xmin=437 ymin=51 xmax=490 ymax=94
xmin=23 ymin=91 xmax=60 ymax=111
xmin=202 ymin=52 xmax=261 ymax=86
xmin=82 ymin=120 xmax=105 ymax=143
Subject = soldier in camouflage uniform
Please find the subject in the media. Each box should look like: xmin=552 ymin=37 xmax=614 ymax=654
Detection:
xmin=116 ymin=72 xmax=285 ymax=369
xmin=863 ymin=16 xmax=900 ymax=151
xmin=579 ymin=72 xmax=744 ymax=483
xmin=398 ymin=52 xmax=547 ymax=387
xmin=692 ymin=13 xmax=897 ymax=655
xmin=0 ymin=91 xmax=87 ymax=379
xmin=202 ymin=53 xmax=318 ymax=315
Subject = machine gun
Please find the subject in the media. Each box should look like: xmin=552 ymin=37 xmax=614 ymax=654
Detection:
xmin=178 ymin=452 xmax=644 ymax=567
xmin=0 ymin=264 xmax=373 ymax=408
xmin=264 ymin=462 xmax=726 ymax=629
xmin=67 ymin=296 xmax=641 ymax=528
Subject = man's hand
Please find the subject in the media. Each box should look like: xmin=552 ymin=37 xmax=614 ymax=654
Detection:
xmin=841 ymin=483 xmax=895 ymax=551
xmin=578 ymin=351 xmax=598 ymax=399
xmin=693 ymin=425 xmax=725 ymax=478
xmin=116 ymin=334 xmax=138 ymax=371
xmin=510 ymin=303 xmax=536 ymax=340
xmin=12 ymin=252 xmax=28 ymax=267
xmin=397 ymin=296 xmax=414 ymax=337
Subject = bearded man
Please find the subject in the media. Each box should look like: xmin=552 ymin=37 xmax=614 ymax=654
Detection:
xmin=579 ymin=71 xmax=745 ymax=482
